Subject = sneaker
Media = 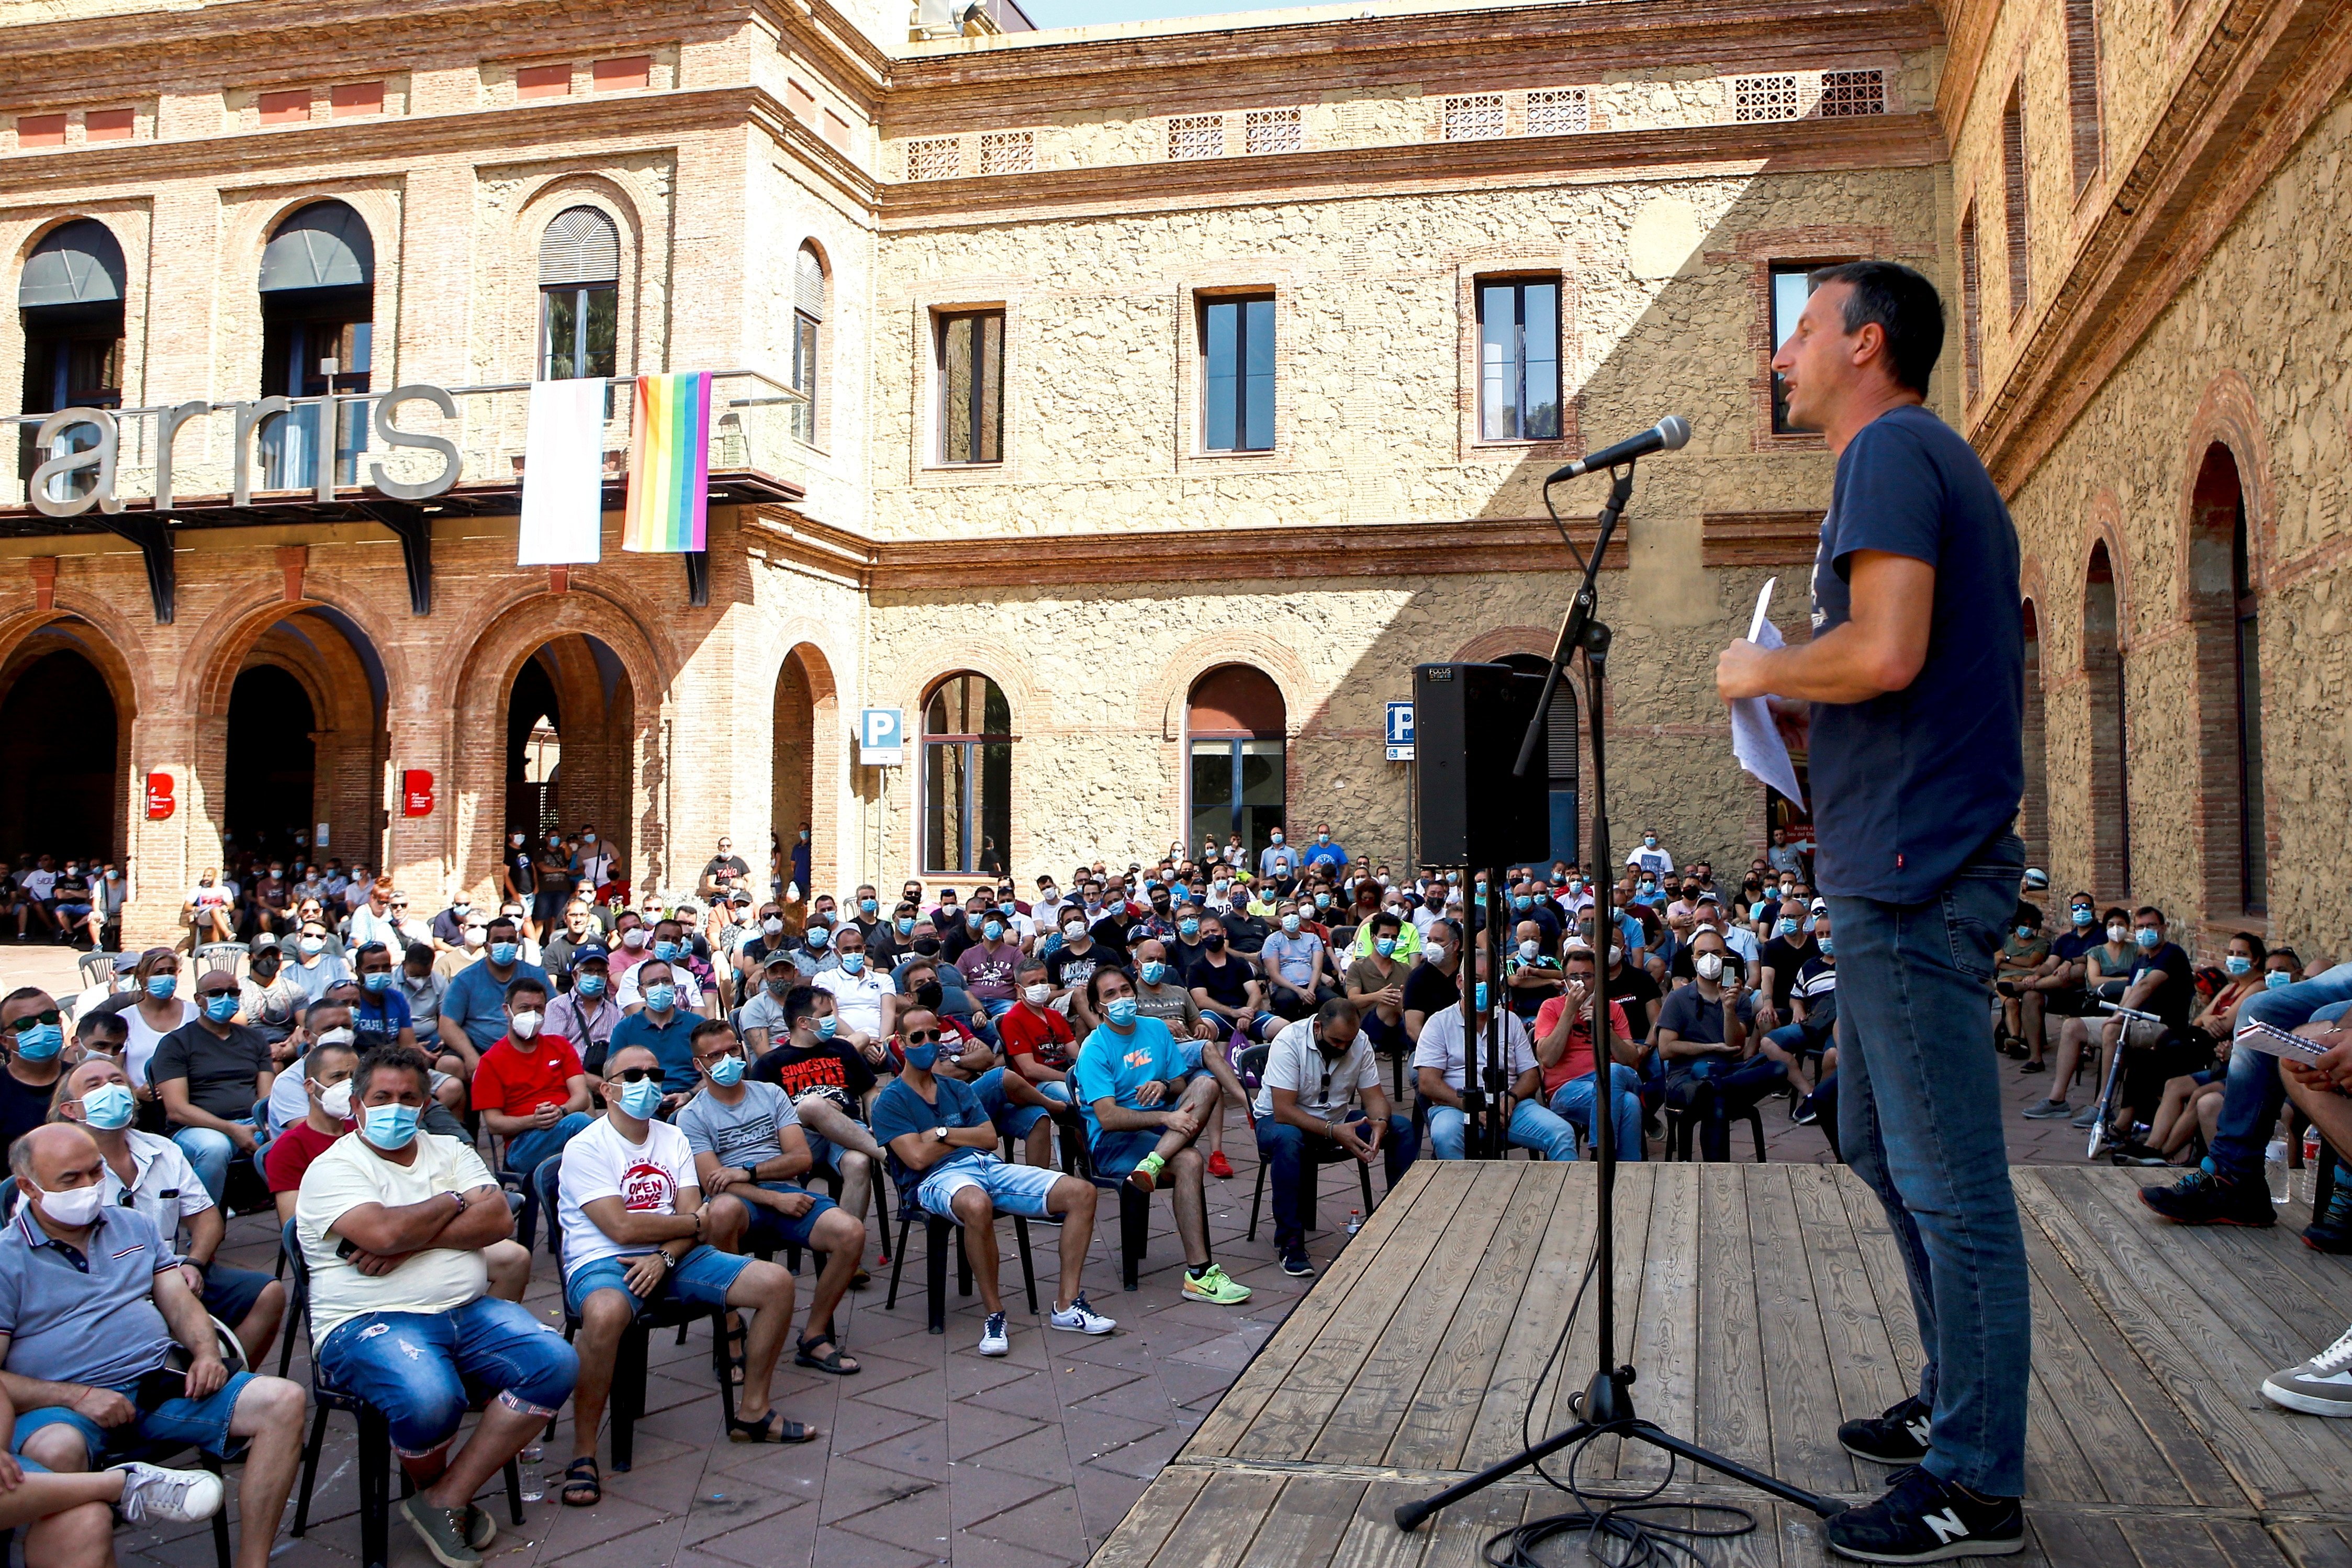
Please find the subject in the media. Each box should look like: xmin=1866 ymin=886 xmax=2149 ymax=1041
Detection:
xmin=2139 ymin=1167 xmax=2275 ymax=1227
xmin=108 ymin=1461 xmax=225 ymax=1526
xmin=1048 ymin=1293 xmax=1117 ymax=1335
xmin=1128 ymin=1151 xmax=1167 ymax=1192
xmin=462 ymin=1504 xmax=497 ymax=1551
xmin=398 ymin=1493 xmax=485 ymax=1568
xmin=2261 ymin=1321 xmax=2352 ymax=1416
xmin=1824 ymin=1465 xmax=2023 ymax=1562
xmin=1793 ymin=1094 xmax=1821 ymax=1127
xmin=2068 ymin=1104 xmax=2104 ymax=1129
xmin=1838 ymin=1394 xmax=1932 ymax=1465
xmin=1206 ymin=1150 xmax=1235 ymax=1179
xmin=977 ymin=1311 xmax=1010 ymax=1357
xmin=2019 ymin=1099 xmax=2074 ymax=1120
xmin=1181 ymin=1263 xmax=1252 ymax=1305
xmin=1280 ymin=1249 xmax=1315 ymax=1278
xmin=2018 ymin=1060 xmax=2047 ymax=1074
xmin=2303 ymin=1182 xmax=2352 ymax=1253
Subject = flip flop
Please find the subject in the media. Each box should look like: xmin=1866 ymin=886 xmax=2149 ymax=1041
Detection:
xmin=794 ymin=1334 xmax=861 ymax=1375
xmin=560 ymin=1457 xmax=601 ymax=1507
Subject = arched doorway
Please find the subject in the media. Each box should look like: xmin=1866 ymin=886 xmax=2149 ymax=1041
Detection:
xmin=502 ymin=635 xmax=632 ymax=881
xmin=223 ymin=665 xmax=316 ymax=856
xmin=18 ymin=219 xmax=126 ymax=501
xmin=2189 ymin=443 xmax=2265 ymax=915
xmin=2084 ymin=542 xmax=2130 ymax=900
xmin=258 ymin=200 xmax=375 ymax=490
xmin=1496 ymin=654 xmax=1583 ymax=870
xmin=771 ymin=645 xmax=838 ymax=897
xmin=2020 ymin=600 xmax=2048 ymax=871
xmin=0 ymin=634 xmax=121 ymax=861
xmin=214 ymin=604 xmax=390 ymax=871
xmin=1187 ymin=665 xmax=1285 ymax=865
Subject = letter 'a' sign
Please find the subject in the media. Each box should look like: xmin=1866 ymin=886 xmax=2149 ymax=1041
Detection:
xmin=402 ymin=769 xmax=435 ymax=816
xmin=859 ymin=708 xmax=905 ymax=766
xmin=145 ymin=772 xmax=175 ymax=820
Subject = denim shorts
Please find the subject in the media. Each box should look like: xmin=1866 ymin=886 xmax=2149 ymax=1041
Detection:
xmin=563 ymin=1243 xmax=751 ymax=1317
xmin=201 ymin=1264 xmax=273 ymax=1325
xmin=1087 ymin=1129 xmax=1160 ymax=1180
xmin=973 ymin=1067 xmax=1071 ymax=1138
xmin=916 ymin=1157 xmax=1060 ymax=1224
xmin=15 ymin=1370 xmax=256 ymax=1465
xmin=317 ymin=1298 xmax=578 ymax=1453
xmin=739 ymin=1182 xmax=841 ymax=1250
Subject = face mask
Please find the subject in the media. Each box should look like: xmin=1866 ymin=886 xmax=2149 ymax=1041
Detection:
xmin=806 ymin=926 xmax=832 ymax=950
xmin=839 ymin=953 xmax=867 ymax=975
xmin=1281 ymin=914 xmax=1301 ymax=934
xmin=643 ymin=983 xmax=677 ymax=1012
xmin=860 ymin=899 xmax=879 ymax=915
xmin=79 ymin=1081 xmax=135 ymax=1130
xmin=317 ymin=1026 xmax=356 ymax=1049
xmin=815 ymin=1015 xmax=839 ymax=1040
xmin=1695 ymin=953 xmax=1726 ymax=981
xmin=707 ymin=1052 xmax=746 ymax=1088
xmin=2107 ymin=924 xmax=2129 ymax=943
xmin=15 ymin=1022 xmax=63 ymax=1061
xmin=203 ymin=993 xmax=239 ymax=1024
xmin=1474 ymin=982 xmax=1489 ymax=1013
xmin=901 ymin=1040 xmax=939 ymax=1071
xmin=1638 ymin=882 xmax=1655 ymax=895
xmin=511 ymin=1009 xmax=543 ymax=1038
xmin=1643 ymin=836 xmax=1657 ymax=848
xmin=464 ymin=926 xmax=488 ymax=948
xmin=362 ymin=971 xmax=392 ymax=993
xmin=361 ymin=1102 xmax=420 ymax=1150
xmin=2267 ymin=969 xmax=2293 ymax=990
xmin=1105 ymin=996 xmax=1139 ymax=1026
xmin=1023 ymin=983 xmax=1052 ymax=1006
xmin=1517 ymin=939 xmax=1539 ymax=961
xmin=1062 ymin=921 xmax=1087 ymax=940
xmin=1177 ymin=919 xmax=1200 ymax=939
xmin=1139 ymin=960 xmax=1168 ymax=985
xmin=620 ymin=928 xmax=646 ymax=949
xmin=2221 ymin=955 xmax=2253 ymax=977
xmin=913 ymin=979 xmax=944 ymax=1010
xmin=2015 ymin=925 xmax=2034 ymax=940
xmin=1776 ymin=919 xmax=1798 ymax=937
xmin=577 ymin=973 xmax=609 ymax=998
xmin=489 ymin=942 xmax=519 ymax=966
xmin=617 ymin=1078 xmax=666 ymax=1118
xmin=1817 ymin=937 xmax=1835 ymax=958
xmin=1375 ymin=937 xmax=1396 ymax=957
xmin=653 ymin=940 xmax=680 ymax=962
xmin=2134 ymin=927 xmax=2161 ymax=950
xmin=1315 ymin=894 xmax=1332 ymax=910
xmin=2070 ymin=906 xmax=2094 ymax=926
xmin=753 ymin=917 xmax=780 ymax=939
xmin=146 ymin=974 xmax=178 ymax=1001
xmin=912 ymin=937 xmax=941 ymax=956
xmin=983 ymin=921 xmax=1004 ymax=942
xmin=1212 ymin=881 xmax=1228 ymax=895
xmin=1269 ymin=832 xmax=1285 ymax=847
xmin=252 ymin=955 xmax=281 ymax=978
xmin=35 ymin=1184 xmax=104 ymax=1227
xmin=297 ymin=935 xmax=326 ymax=957
xmin=511 ymin=835 xmax=525 ymax=847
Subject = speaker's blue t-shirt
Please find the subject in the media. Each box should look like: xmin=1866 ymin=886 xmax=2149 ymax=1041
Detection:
xmin=1808 ymin=404 xmax=2022 ymax=903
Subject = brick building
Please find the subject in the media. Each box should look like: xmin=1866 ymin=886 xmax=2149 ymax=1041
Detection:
xmin=0 ymin=0 xmax=2342 ymax=960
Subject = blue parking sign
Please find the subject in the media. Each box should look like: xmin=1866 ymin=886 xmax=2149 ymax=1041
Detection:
xmin=1386 ymin=701 xmax=1414 ymax=760
xmin=859 ymin=707 xmax=905 ymax=765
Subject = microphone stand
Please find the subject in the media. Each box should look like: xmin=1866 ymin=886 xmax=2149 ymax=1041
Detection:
xmin=1395 ymin=461 xmax=1844 ymax=1533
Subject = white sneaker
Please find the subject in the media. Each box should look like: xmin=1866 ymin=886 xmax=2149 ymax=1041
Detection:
xmin=2262 ymin=1320 xmax=2352 ymax=1415
xmin=978 ymin=1311 xmax=1010 ymax=1356
xmin=1048 ymin=1293 xmax=1116 ymax=1335
xmin=109 ymin=1461 xmax=226 ymax=1525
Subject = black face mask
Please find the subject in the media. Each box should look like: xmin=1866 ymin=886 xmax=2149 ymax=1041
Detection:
xmin=913 ymin=980 xmax=945 ymax=1010
xmin=251 ymin=956 xmax=281 ymax=978
xmin=1204 ymin=934 xmax=1226 ymax=951
xmin=912 ymin=937 xmax=941 ymax=956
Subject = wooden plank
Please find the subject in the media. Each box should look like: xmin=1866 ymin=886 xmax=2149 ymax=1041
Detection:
xmin=2119 ymin=1513 xmax=2293 ymax=1568
xmin=1387 ymin=1162 xmax=1573 ymax=1472
xmin=1786 ymin=1164 xmax=1909 ymax=1428
xmin=1322 ymin=1481 xmax=1479 ymax=1568
xmin=1612 ymin=1161 xmax=1701 ymax=1486
xmin=2027 ymin=1509 xmax=2139 ymax=1568
xmin=2270 ymin=1520 xmax=2352 ymax=1568
xmin=1087 ymin=1468 xmax=1212 ymax=1568
xmin=1233 ymin=1476 xmax=1371 ymax=1568
xmin=1550 ymin=1160 xmax=1656 ymax=1438
xmin=1307 ymin=1163 xmax=1522 ymax=1464
xmin=1746 ymin=1164 xmax=1858 ymax=1496
xmin=2015 ymin=1238 xmax=2120 ymax=1504
xmin=1454 ymin=1166 xmax=1603 ymax=1471
xmin=1694 ymin=1161 xmax=1772 ymax=1469
xmin=1122 ymin=1471 xmax=1285 ymax=1568
xmin=1833 ymin=1165 xmax=1928 ymax=1394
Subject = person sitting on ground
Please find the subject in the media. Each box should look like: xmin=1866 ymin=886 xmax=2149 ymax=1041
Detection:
xmin=1414 ymin=948 xmax=1580 ymax=1162
xmin=1534 ymin=945 xmax=1644 ymax=1159
xmin=748 ymin=987 xmax=885 ymax=1238
xmin=295 ymin=1044 xmax=576 ymax=1567
xmin=2026 ymin=907 xmax=2138 ymax=1119
xmin=471 ymin=976 xmax=595 ymax=1181
xmin=555 ymin=1043 xmax=816 ymax=1505
xmin=2 ymin=1123 xmax=308 ymax=1568
xmin=1072 ymin=968 xmax=1250 ymax=1304
xmin=678 ymin=1020 xmax=868 ymax=1377
xmin=1252 ymin=998 xmax=1417 ymax=1279
xmin=1655 ymin=928 xmax=1785 ymax=1161
xmin=872 ymin=1006 xmax=1115 ymax=1356
xmin=149 ymin=968 xmax=274 ymax=1205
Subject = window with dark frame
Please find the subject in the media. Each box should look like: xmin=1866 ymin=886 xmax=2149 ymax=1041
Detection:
xmin=538 ymin=206 xmax=619 ymax=383
xmin=1768 ymin=264 xmax=1815 ymax=434
xmin=936 ymin=309 xmax=1003 ymax=464
xmin=1959 ymin=207 xmax=1983 ymax=405
xmin=2065 ymin=0 xmax=2102 ymax=194
xmin=1201 ymin=294 xmax=1274 ymax=452
xmin=2233 ymin=497 xmax=2267 ymax=913
xmin=923 ymin=673 xmax=1013 ymax=876
xmin=2002 ymin=83 xmax=2030 ymax=318
xmin=790 ymin=246 xmax=825 ymax=445
xmin=1476 ymin=278 xmax=1561 ymax=441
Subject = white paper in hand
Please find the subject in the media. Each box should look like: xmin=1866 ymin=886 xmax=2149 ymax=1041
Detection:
xmin=1731 ymin=578 xmax=1806 ymax=805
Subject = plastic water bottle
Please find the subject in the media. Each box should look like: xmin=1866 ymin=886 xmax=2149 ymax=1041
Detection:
xmin=2266 ymin=1139 xmax=2292 ymax=1205
xmin=2304 ymin=1127 xmax=2324 ymax=1205
xmin=519 ymin=1441 xmax=544 ymax=1502
xmin=1344 ymin=1209 xmax=1361 ymax=1236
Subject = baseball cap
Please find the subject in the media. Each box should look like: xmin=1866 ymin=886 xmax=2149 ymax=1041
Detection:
xmin=251 ymin=933 xmax=281 ymax=951
xmin=572 ymin=943 xmax=610 ymax=965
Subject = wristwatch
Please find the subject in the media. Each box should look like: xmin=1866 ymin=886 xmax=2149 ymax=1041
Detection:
xmin=932 ymin=1125 xmax=949 ymax=1143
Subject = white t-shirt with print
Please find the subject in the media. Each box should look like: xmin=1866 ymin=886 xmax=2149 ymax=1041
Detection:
xmin=557 ymin=1114 xmax=698 ymax=1278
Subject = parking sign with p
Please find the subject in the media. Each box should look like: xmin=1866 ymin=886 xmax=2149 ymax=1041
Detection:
xmin=859 ymin=707 xmax=905 ymax=765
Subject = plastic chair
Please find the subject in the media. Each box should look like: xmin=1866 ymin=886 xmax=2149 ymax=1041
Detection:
xmin=77 ymin=950 xmax=121 ymax=991
xmin=1663 ymin=1100 xmax=1768 ymax=1162
xmin=882 ymin=1157 xmax=1038 ymax=1334
xmin=193 ymin=941 xmax=250 ymax=976
xmin=282 ymin=1222 xmax=525 ymax=1568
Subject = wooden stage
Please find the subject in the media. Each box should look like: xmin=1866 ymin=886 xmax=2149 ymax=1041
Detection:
xmin=1090 ymin=1160 xmax=2352 ymax=1568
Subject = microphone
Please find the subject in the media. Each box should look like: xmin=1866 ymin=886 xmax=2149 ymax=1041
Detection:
xmin=1545 ymin=415 xmax=1690 ymax=483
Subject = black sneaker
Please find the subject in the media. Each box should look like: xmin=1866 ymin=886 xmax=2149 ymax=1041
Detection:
xmin=1839 ymin=1394 xmax=1932 ymax=1465
xmin=1793 ymin=1094 xmax=1821 ymax=1127
xmin=1826 ymin=1466 xmax=2023 ymax=1562
xmin=2137 ymin=1167 xmax=2275 ymax=1227
xmin=2304 ymin=1181 xmax=2352 ymax=1253
xmin=1280 ymin=1250 xmax=1314 ymax=1278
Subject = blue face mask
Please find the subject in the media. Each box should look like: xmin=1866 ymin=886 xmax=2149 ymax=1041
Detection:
xmin=1315 ymin=894 xmax=1332 ymax=910
xmin=1474 ymin=982 xmax=1489 ymax=1013
xmin=146 ymin=974 xmax=178 ymax=1001
xmin=815 ymin=1016 xmax=839 ymax=1040
xmin=861 ymin=899 xmax=879 ymax=915
xmin=2015 ymin=925 xmax=2034 ymax=940
xmin=15 ymin=1022 xmax=63 ymax=1061
xmin=2134 ymin=927 xmax=2161 ymax=950
xmin=2070 ymin=906 xmax=2095 ymax=926
xmin=489 ymin=942 xmax=520 ymax=966
xmin=1105 ymin=996 xmax=1139 ymax=1027
xmin=617 ymin=1077 xmax=666 ymax=1118
xmin=361 ymin=1102 xmax=420 ymax=1151
xmin=1139 ymin=960 xmax=1168 ymax=985
xmin=901 ymin=1040 xmax=939 ymax=1071
xmin=1515 ymin=895 xmax=1532 ymax=911
xmin=895 ymin=917 xmax=914 ymax=936
xmin=706 ymin=1053 xmax=746 ymax=1088
xmin=79 ymin=1080 xmax=134 ymax=1129
xmin=2267 ymin=969 xmax=2293 ymax=990
xmin=1776 ymin=919 xmax=1798 ymax=937
xmin=1375 ymin=937 xmax=1397 ymax=957
xmin=653 ymin=940 xmax=680 ymax=963
xmin=1817 ymin=937 xmax=1835 ymax=957
xmin=643 ymin=983 xmax=677 ymax=1012
xmin=984 ymin=921 xmax=1004 ymax=942
xmin=2225 ymin=955 xmax=2253 ymax=976
xmin=362 ymin=971 xmax=392 ymax=993
xmin=839 ymin=954 xmax=867 ymax=975
xmin=808 ymin=926 xmax=832 ymax=949
xmin=576 ymin=973 xmax=608 ymax=998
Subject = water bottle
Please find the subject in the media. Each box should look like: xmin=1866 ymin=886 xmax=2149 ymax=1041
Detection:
xmin=2266 ymin=1139 xmax=2291 ymax=1205
xmin=1345 ymin=1209 xmax=1361 ymax=1236
xmin=2304 ymin=1127 xmax=2324 ymax=1205
xmin=519 ymin=1440 xmax=544 ymax=1502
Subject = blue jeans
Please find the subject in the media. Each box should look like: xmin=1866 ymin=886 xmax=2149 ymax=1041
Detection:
xmin=1664 ymin=1056 xmax=1789 ymax=1160
xmin=503 ymin=1112 xmax=596 ymax=1179
xmin=1253 ymin=1111 xmax=1418 ymax=1252
xmin=1549 ymin=1065 xmax=1644 ymax=1160
xmin=173 ymin=1121 xmax=256 ymax=1205
xmin=2207 ymin=961 xmax=2352 ymax=1181
xmin=1828 ymin=828 xmax=2029 ymax=1497
xmin=317 ymin=1297 xmax=579 ymax=1455
xmin=1426 ymin=1099 xmax=1580 ymax=1162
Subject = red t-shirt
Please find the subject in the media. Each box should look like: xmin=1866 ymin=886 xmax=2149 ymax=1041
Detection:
xmin=997 ymin=1003 xmax=1076 ymax=1072
xmin=264 ymin=1120 xmax=350 ymax=1193
xmin=470 ymin=1034 xmax=586 ymax=1118
xmin=1533 ymin=993 xmax=1632 ymax=1095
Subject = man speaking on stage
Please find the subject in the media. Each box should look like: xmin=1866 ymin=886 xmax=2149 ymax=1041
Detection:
xmin=1717 ymin=261 xmax=2028 ymax=1564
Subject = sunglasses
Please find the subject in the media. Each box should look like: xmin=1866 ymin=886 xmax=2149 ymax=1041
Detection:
xmin=612 ymin=1066 xmax=660 ymax=1084
xmin=902 ymin=1029 xmax=942 ymax=1045
xmin=5 ymin=1010 xmax=61 ymax=1035
xmin=198 ymin=988 xmax=238 ymax=1000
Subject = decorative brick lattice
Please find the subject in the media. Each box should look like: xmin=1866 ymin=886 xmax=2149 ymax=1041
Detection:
xmin=1242 ymin=107 xmax=1301 ymax=154
xmin=905 ymin=136 xmax=961 ymax=181
xmin=1733 ymin=74 xmax=1801 ymax=123
xmin=1525 ymin=88 xmax=1591 ymax=136
xmin=1443 ymin=93 xmax=1506 ymax=141
xmin=1816 ymin=69 xmax=1886 ymax=117
xmin=978 ymin=130 xmax=1034 ymax=174
xmin=1168 ymin=114 xmax=1224 ymax=160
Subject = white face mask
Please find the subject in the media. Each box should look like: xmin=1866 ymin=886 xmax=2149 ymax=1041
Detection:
xmin=1517 ymin=939 xmax=1538 ymax=961
xmin=763 ymin=917 xmax=783 ymax=936
xmin=35 ymin=1184 xmax=104 ymax=1228
xmin=621 ymin=928 xmax=647 ymax=949
xmin=319 ymin=1080 xmax=354 ymax=1119
xmin=510 ymin=1009 xmax=543 ymax=1039
xmin=2107 ymin=924 xmax=2130 ymax=943
xmin=316 ymin=1026 xmax=356 ymax=1048
xmin=464 ymin=926 xmax=487 ymax=947
xmin=1062 ymin=921 xmax=1086 ymax=940
xmin=1024 ymin=983 xmax=1051 ymax=1006
xmin=1695 ymin=952 xmax=1726 ymax=982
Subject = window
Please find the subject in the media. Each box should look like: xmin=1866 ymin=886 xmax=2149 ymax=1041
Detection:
xmin=2232 ymin=496 xmax=2266 ymax=912
xmin=1243 ymin=108 xmax=1301 ymax=154
xmin=1525 ymin=89 xmax=1591 ymax=136
xmin=1188 ymin=666 xmax=1285 ymax=862
xmin=2002 ymin=83 xmax=2029 ymax=318
xmin=978 ymin=130 xmax=1033 ymax=174
xmin=2065 ymin=0 xmax=2102 ymax=192
xmin=259 ymin=89 xmax=310 ymax=126
xmin=592 ymin=57 xmax=651 ymax=92
xmin=1201 ymin=295 xmax=1274 ymax=453
xmin=2020 ymin=602 xmax=2048 ymax=869
xmin=84 ymin=108 xmax=134 ymax=141
xmin=330 ymin=81 xmax=384 ymax=118
xmin=1477 ymin=278 xmax=1561 ymax=442
xmin=2084 ymin=542 xmax=2130 ymax=897
xmin=1959 ymin=207 xmax=1983 ymax=405
xmin=906 ymin=136 xmax=962 ymax=180
xmin=1734 ymin=74 xmax=1799 ymax=122
xmin=517 ymin=64 xmax=571 ymax=99
xmin=936 ymin=310 xmax=1003 ymax=464
xmin=1169 ymin=114 xmax=1224 ymax=160
xmin=537 ymin=206 xmax=620 ymax=381
xmin=923 ymin=674 xmax=1012 ymax=876
xmin=790 ymin=245 xmax=825 ymax=444
xmin=1443 ymin=94 xmax=1506 ymax=141
xmin=1816 ymin=70 xmax=1885 ymax=116
xmin=18 ymin=220 xmax=127 ymax=499
xmin=1769 ymin=264 xmax=1815 ymax=434
xmin=257 ymin=200 xmax=376 ymax=490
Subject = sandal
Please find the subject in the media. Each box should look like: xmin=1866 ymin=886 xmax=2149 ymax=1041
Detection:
xmin=794 ymin=1334 xmax=861 ymax=1375
xmin=727 ymin=1410 xmax=819 ymax=1444
xmin=560 ymin=1457 xmax=601 ymax=1507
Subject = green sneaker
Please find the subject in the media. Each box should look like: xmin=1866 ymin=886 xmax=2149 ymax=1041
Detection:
xmin=1182 ymin=1263 xmax=1252 ymax=1305
xmin=1129 ymin=1151 xmax=1167 ymax=1192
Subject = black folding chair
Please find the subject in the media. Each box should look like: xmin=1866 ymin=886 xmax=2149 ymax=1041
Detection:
xmin=882 ymin=1158 xmax=1039 ymax=1334
xmin=1231 ymin=1043 xmax=1377 ymax=1242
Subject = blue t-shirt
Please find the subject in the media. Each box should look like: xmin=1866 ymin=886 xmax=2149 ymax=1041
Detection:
xmin=608 ymin=1009 xmax=706 ymax=1095
xmin=352 ymin=987 xmax=413 ymax=1050
xmin=441 ymin=959 xmax=552 ymax=1056
xmin=1808 ymin=404 xmax=2022 ymax=902
xmin=1303 ymin=841 xmax=1347 ymax=868
xmin=870 ymin=1073 xmax=993 ymax=1198
xmin=1070 ymin=1017 xmax=1182 ymax=1146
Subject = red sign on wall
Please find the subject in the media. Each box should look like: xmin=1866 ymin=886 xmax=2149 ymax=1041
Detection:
xmin=401 ymin=770 xmax=435 ymax=817
xmin=145 ymin=772 xmax=175 ymax=820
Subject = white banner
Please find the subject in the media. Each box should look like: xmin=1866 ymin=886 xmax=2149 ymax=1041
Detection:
xmin=517 ymin=377 xmax=607 ymax=565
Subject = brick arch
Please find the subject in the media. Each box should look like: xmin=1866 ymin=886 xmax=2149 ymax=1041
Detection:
xmin=220 ymin=189 xmax=402 ymax=398
xmin=180 ymin=570 xmax=415 ymax=722
xmin=1450 ymin=624 xmax=1556 ymax=665
xmin=1141 ymin=636 xmax=1312 ymax=742
xmin=2080 ymin=531 xmax=2131 ymax=901
xmin=2176 ymin=369 xmax=2272 ymax=606
xmin=770 ymin=639 xmax=844 ymax=898
xmin=2178 ymin=413 xmax=2271 ymax=924
xmin=0 ymin=606 xmax=141 ymax=863
xmin=892 ymin=641 xmax=1047 ymax=737
xmin=2077 ymin=489 xmax=2131 ymax=663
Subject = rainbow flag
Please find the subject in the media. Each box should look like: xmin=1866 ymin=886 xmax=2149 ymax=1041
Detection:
xmin=621 ymin=372 xmax=711 ymax=553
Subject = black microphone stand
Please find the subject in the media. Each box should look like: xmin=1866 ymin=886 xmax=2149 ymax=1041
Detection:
xmin=1395 ymin=461 xmax=1845 ymax=1533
